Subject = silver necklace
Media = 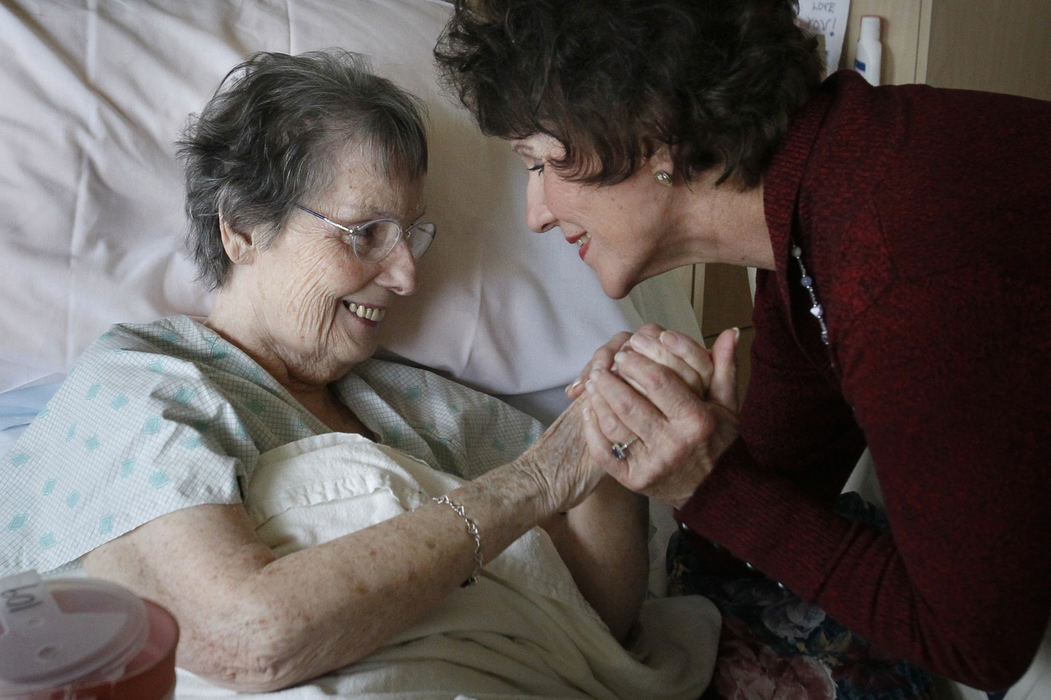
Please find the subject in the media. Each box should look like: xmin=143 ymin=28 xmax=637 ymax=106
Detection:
xmin=790 ymin=242 xmax=829 ymax=346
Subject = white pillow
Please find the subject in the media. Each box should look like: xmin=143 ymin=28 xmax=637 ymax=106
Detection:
xmin=0 ymin=0 xmax=700 ymax=416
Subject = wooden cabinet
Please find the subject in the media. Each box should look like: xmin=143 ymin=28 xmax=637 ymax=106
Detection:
xmin=844 ymin=0 xmax=1051 ymax=98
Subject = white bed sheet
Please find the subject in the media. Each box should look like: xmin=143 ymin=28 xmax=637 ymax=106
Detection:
xmin=0 ymin=0 xmax=702 ymax=421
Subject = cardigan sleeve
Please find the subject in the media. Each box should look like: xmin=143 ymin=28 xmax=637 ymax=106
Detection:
xmin=676 ymin=270 xmax=869 ymax=596
xmin=677 ymin=263 xmax=1051 ymax=689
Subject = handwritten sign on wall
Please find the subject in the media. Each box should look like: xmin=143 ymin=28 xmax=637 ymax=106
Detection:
xmin=796 ymin=0 xmax=852 ymax=75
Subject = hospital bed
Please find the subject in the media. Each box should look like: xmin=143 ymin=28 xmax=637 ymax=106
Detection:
xmin=3 ymin=2 xmax=1046 ymax=699
xmin=0 ymin=0 xmax=706 ymax=694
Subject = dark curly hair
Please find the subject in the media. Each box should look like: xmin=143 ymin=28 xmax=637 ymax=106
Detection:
xmin=434 ymin=0 xmax=822 ymax=188
xmin=178 ymin=50 xmax=427 ymax=289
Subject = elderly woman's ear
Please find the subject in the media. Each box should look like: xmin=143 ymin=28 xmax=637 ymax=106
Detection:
xmin=218 ymin=211 xmax=258 ymax=265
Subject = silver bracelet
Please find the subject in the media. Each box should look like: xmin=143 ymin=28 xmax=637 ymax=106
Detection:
xmin=432 ymin=495 xmax=483 ymax=587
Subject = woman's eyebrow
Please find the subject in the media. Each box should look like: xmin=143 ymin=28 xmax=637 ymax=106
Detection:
xmin=337 ymin=205 xmax=404 ymax=223
xmin=511 ymin=143 xmax=534 ymax=157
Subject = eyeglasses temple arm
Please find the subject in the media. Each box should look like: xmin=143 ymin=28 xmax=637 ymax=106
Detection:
xmin=295 ymin=204 xmax=358 ymax=237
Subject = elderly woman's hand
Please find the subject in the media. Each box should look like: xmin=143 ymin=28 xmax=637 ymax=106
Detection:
xmin=513 ymin=395 xmax=606 ymax=514
xmin=580 ymin=326 xmax=740 ymax=509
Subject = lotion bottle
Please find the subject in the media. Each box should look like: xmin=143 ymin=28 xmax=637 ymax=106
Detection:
xmin=854 ymin=15 xmax=882 ymax=86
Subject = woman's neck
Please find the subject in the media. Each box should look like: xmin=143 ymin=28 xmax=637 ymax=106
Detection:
xmin=206 ymin=290 xmax=370 ymax=436
xmin=678 ymin=175 xmax=775 ymax=270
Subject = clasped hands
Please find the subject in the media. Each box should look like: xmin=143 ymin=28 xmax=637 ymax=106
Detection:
xmin=568 ymin=324 xmax=740 ymax=510
xmin=515 ymin=324 xmax=738 ymax=516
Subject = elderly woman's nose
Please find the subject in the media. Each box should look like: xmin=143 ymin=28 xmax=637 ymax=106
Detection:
xmin=525 ymin=176 xmax=556 ymax=233
xmin=377 ymin=240 xmax=417 ymax=295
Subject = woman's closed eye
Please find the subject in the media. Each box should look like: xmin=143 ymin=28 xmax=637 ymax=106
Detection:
xmin=527 ymin=163 xmax=545 ymax=175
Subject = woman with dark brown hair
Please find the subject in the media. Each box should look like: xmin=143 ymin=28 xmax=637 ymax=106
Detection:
xmin=436 ymin=0 xmax=1051 ymax=692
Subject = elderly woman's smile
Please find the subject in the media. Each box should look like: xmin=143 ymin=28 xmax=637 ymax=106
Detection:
xmin=344 ymin=300 xmax=386 ymax=322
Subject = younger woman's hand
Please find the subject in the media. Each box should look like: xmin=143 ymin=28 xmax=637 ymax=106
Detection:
xmin=567 ymin=324 xmax=720 ymax=401
xmin=581 ymin=327 xmax=740 ymax=508
xmin=619 ymin=327 xmax=718 ymax=398
xmin=565 ymin=330 xmax=634 ymax=400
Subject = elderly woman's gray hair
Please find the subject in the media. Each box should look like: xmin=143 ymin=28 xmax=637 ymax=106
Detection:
xmin=178 ymin=49 xmax=428 ymax=289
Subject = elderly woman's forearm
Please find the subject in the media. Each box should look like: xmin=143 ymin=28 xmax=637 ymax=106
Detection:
xmin=506 ymin=399 xmax=646 ymax=641
xmin=542 ymin=477 xmax=649 ymax=642
xmin=240 ymin=462 xmax=586 ymax=688
xmin=84 ymin=454 xmax=586 ymax=692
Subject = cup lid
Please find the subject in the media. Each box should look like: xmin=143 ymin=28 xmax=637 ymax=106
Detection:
xmin=0 ymin=570 xmax=149 ymax=692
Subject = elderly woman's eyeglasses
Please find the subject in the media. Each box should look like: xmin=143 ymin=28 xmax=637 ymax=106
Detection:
xmin=295 ymin=204 xmax=436 ymax=263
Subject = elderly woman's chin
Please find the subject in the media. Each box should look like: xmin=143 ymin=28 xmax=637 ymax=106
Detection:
xmin=329 ymin=328 xmax=381 ymax=372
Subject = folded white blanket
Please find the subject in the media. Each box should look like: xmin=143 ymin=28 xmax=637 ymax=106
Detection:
xmin=175 ymin=432 xmax=720 ymax=699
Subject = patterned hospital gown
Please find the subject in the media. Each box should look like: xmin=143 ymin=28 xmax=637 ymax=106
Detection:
xmin=1 ymin=315 xmax=542 ymax=575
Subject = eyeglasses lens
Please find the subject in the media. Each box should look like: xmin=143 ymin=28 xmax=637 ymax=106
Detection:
xmin=354 ymin=220 xmax=402 ymax=263
xmin=408 ymin=223 xmax=435 ymax=259
xmin=347 ymin=219 xmax=435 ymax=263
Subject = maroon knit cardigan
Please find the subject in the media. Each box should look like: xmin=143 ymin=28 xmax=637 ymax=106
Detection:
xmin=677 ymin=70 xmax=1051 ymax=690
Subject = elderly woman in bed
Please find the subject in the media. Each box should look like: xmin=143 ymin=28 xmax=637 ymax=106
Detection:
xmin=2 ymin=50 xmax=715 ymax=697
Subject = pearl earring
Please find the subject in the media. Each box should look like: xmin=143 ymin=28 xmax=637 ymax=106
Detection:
xmin=654 ymin=171 xmax=673 ymax=187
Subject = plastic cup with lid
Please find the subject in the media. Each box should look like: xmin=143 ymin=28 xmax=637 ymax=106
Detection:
xmin=0 ymin=569 xmax=179 ymax=699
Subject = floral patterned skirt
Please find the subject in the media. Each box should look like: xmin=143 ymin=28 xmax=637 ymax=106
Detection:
xmin=667 ymin=493 xmax=936 ymax=700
